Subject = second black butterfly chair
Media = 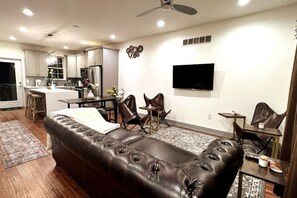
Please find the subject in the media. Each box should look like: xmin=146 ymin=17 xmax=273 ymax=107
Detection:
xmin=144 ymin=93 xmax=171 ymax=127
xmin=118 ymin=95 xmax=148 ymax=133
xmin=234 ymin=102 xmax=286 ymax=155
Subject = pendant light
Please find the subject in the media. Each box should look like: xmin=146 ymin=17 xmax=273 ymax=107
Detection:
xmin=46 ymin=33 xmax=57 ymax=65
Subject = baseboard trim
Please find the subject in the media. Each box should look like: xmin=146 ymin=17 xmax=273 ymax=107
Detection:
xmin=138 ymin=113 xmax=231 ymax=138
xmin=167 ymin=119 xmax=231 ymax=138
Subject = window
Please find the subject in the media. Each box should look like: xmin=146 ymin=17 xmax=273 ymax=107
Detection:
xmin=47 ymin=56 xmax=64 ymax=79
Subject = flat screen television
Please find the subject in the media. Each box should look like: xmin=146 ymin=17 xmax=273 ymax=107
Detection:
xmin=172 ymin=63 xmax=214 ymax=90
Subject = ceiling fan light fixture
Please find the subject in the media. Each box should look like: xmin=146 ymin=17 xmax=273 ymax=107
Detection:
xmin=136 ymin=0 xmax=197 ymax=17
xmin=162 ymin=4 xmax=172 ymax=10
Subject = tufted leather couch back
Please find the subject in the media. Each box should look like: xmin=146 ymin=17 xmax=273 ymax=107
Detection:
xmin=44 ymin=114 xmax=244 ymax=198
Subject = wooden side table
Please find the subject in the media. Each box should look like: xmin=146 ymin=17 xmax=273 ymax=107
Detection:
xmin=238 ymin=155 xmax=289 ymax=198
xmin=139 ymin=105 xmax=160 ymax=134
xmin=218 ymin=112 xmax=246 ymax=139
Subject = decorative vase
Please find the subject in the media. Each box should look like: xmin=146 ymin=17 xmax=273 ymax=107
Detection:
xmin=50 ymin=82 xmax=55 ymax=90
xmin=87 ymin=90 xmax=94 ymax=98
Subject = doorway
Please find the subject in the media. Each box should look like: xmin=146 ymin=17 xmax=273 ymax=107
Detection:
xmin=0 ymin=58 xmax=23 ymax=109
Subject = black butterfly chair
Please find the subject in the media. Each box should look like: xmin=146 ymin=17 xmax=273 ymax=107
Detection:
xmin=234 ymin=102 xmax=286 ymax=155
xmin=118 ymin=95 xmax=148 ymax=133
xmin=144 ymin=93 xmax=171 ymax=127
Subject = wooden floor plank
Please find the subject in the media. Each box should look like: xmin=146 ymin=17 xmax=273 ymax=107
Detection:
xmin=0 ymin=170 xmax=12 ymax=198
xmin=7 ymin=173 xmax=31 ymax=198
xmin=16 ymin=163 xmax=47 ymax=198
xmin=0 ymin=108 xmax=278 ymax=198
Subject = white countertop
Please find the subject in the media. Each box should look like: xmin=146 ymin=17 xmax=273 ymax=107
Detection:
xmin=29 ymin=87 xmax=79 ymax=115
xmin=31 ymin=88 xmax=77 ymax=93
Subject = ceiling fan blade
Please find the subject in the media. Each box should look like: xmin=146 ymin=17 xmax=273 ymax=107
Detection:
xmin=136 ymin=6 xmax=161 ymax=17
xmin=172 ymin=4 xmax=197 ymax=15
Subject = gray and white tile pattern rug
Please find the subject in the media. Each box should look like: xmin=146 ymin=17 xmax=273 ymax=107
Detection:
xmin=0 ymin=120 xmax=50 ymax=169
xmin=140 ymin=125 xmax=265 ymax=198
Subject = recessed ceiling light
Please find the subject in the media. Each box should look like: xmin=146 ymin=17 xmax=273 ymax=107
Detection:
xmin=63 ymin=46 xmax=69 ymax=49
xmin=9 ymin=36 xmax=16 ymax=41
xmin=110 ymin=34 xmax=116 ymax=39
xmin=22 ymin=8 xmax=33 ymax=16
xmin=157 ymin=20 xmax=165 ymax=27
xmin=238 ymin=0 xmax=250 ymax=6
xmin=19 ymin=26 xmax=27 ymax=32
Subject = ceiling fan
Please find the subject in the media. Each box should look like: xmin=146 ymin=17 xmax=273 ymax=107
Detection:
xmin=136 ymin=0 xmax=197 ymax=17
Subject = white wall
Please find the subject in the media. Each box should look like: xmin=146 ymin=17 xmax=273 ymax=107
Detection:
xmin=117 ymin=5 xmax=297 ymax=135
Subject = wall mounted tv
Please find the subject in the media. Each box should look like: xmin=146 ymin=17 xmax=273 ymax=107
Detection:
xmin=172 ymin=63 xmax=214 ymax=90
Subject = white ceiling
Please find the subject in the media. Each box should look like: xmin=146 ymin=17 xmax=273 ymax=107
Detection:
xmin=1 ymin=0 xmax=296 ymax=51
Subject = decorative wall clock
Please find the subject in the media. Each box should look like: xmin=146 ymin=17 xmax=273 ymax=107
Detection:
xmin=126 ymin=45 xmax=143 ymax=58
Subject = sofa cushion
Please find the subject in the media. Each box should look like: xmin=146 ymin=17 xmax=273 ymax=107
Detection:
xmin=129 ymin=136 xmax=198 ymax=165
xmin=107 ymin=128 xmax=144 ymax=144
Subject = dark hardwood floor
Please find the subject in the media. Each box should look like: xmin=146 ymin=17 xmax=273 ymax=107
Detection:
xmin=0 ymin=108 xmax=277 ymax=198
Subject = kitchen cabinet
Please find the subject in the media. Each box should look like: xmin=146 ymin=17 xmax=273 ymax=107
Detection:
xmin=101 ymin=48 xmax=119 ymax=97
xmin=67 ymin=55 xmax=78 ymax=78
xmin=76 ymin=54 xmax=87 ymax=68
xmin=84 ymin=47 xmax=119 ymax=98
xmin=25 ymin=51 xmax=47 ymax=76
xmin=67 ymin=54 xmax=87 ymax=78
xmin=87 ymin=48 xmax=103 ymax=66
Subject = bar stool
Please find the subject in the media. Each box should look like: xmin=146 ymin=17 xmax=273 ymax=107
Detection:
xmin=30 ymin=94 xmax=46 ymax=122
xmin=25 ymin=92 xmax=32 ymax=118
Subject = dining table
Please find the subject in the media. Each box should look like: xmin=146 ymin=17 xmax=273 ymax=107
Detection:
xmin=58 ymin=96 xmax=118 ymax=123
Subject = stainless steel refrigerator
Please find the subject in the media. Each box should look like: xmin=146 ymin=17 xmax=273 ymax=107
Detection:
xmin=87 ymin=65 xmax=102 ymax=97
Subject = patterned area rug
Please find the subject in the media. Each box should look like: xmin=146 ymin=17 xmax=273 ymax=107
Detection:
xmin=0 ymin=120 xmax=50 ymax=169
xmin=137 ymin=124 xmax=265 ymax=198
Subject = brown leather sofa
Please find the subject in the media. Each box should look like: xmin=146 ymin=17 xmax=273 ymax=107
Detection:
xmin=43 ymin=114 xmax=244 ymax=198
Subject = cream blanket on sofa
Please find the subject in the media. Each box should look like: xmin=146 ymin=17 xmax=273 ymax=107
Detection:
xmin=46 ymin=108 xmax=120 ymax=150
xmin=51 ymin=107 xmax=120 ymax=134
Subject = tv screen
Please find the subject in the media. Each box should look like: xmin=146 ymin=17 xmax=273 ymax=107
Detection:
xmin=173 ymin=63 xmax=214 ymax=90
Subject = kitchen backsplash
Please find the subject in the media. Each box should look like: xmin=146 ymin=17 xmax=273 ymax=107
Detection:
xmin=25 ymin=77 xmax=81 ymax=87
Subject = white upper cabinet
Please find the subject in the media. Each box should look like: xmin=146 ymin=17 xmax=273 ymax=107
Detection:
xmin=76 ymin=54 xmax=87 ymax=69
xmin=67 ymin=55 xmax=78 ymax=78
xmin=87 ymin=48 xmax=103 ymax=66
xmin=25 ymin=51 xmax=47 ymax=77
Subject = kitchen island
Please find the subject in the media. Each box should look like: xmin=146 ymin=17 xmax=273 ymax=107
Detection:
xmin=30 ymin=88 xmax=78 ymax=115
xmin=29 ymin=88 xmax=79 ymax=149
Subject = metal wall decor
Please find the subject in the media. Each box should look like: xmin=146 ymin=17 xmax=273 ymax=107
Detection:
xmin=126 ymin=45 xmax=144 ymax=58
